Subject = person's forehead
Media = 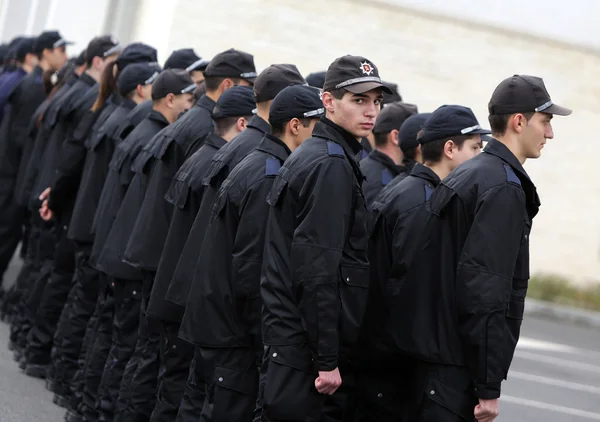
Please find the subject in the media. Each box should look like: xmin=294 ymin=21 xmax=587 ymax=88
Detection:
xmin=349 ymin=88 xmax=384 ymax=98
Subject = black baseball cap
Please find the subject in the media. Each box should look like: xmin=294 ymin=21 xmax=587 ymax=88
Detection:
xmin=381 ymin=81 xmax=403 ymax=105
xmin=269 ymin=85 xmax=324 ymax=126
xmin=74 ymin=49 xmax=86 ymax=66
xmin=212 ymin=85 xmax=256 ymax=120
xmin=86 ymin=36 xmax=120 ymax=63
xmin=116 ymin=43 xmax=158 ymax=72
xmin=421 ymin=105 xmax=491 ymax=144
xmin=399 ymin=113 xmax=431 ymax=151
xmin=488 ymin=74 xmax=572 ymax=116
xmin=151 ymin=69 xmax=196 ymax=100
xmin=15 ymin=37 xmax=36 ymax=61
xmin=306 ymin=71 xmax=326 ymax=88
xmin=118 ymin=62 xmax=162 ymax=95
xmin=203 ymin=48 xmax=257 ymax=82
xmin=254 ymin=64 xmax=306 ymax=103
xmin=323 ymin=55 xmax=393 ymax=95
xmin=164 ymin=48 xmax=210 ymax=72
xmin=373 ymin=101 xmax=418 ymax=134
xmin=33 ymin=31 xmax=73 ymax=54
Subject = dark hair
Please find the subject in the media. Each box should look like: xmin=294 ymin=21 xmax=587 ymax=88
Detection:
xmin=374 ymin=131 xmax=390 ymax=147
xmin=325 ymin=88 xmax=346 ymax=100
xmin=421 ymin=134 xmax=472 ymax=164
xmin=204 ymin=76 xmax=243 ymax=92
xmin=488 ymin=112 xmax=534 ymax=136
xmin=42 ymin=70 xmax=57 ymax=95
xmin=214 ymin=115 xmax=252 ymax=137
xmin=271 ymin=117 xmax=314 ymax=139
xmin=403 ymin=146 xmax=419 ymax=161
xmin=91 ymin=60 xmax=117 ymax=112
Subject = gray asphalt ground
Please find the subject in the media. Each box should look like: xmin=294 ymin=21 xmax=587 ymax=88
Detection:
xmin=1 ymin=255 xmax=599 ymax=421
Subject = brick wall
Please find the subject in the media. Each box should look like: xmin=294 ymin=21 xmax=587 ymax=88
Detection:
xmin=150 ymin=0 xmax=599 ymax=285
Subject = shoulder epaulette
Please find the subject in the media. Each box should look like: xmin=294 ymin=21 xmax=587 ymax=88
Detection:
xmin=359 ymin=149 xmax=369 ymax=160
xmin=504 ymin=164 xmax=521 ymax=186
xmin=265 ymin=156 xmax=281 ymax=177
xmin=327 ymin=141 xmax=345 ymax=157
xmin=381 ymin=169 xmax=393 ymax=186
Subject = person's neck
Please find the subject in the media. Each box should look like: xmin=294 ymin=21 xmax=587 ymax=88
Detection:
xmin=38 ymin=59 xmax=51 ymax=73
xmin=206 ymin=89 xmax=220 ymax=103
xmin=132 ymin=95 xmax=145 ymax=105
xmin=21 ymin=63 xmax=34 ymax=73
xmin=426 ymin=161 xmax=452 ymax=181
xmin=376 ymin=144 xmax=402 ymax=165
xmin=85 ymin=68 xmax=101 ymax=83
xmin=326 ymin=114 xmax=360 ymax=141
xmin=255 ymin=102 xmax=270 ymax=123
xmin=221 ymin=130 xmax=238 ymax=143
xmin=280 ymin=133 xmax=298 ymax=152
xmin=152 ymin=103 xmax=175 ymax=123
xmin=494 ymin=133 xmax=526 ymax=164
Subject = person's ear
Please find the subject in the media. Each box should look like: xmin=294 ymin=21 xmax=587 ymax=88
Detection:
xmin=322 ymin=91 xmax=336 ymax=114
xmin=513 ymin=113 xmax=527 ymax=134
xmin=165 ymin=93 xmax=175 ymax=108
xmin=237 ymin=117 xmax=248 ymax=132
xmin=135 ymin=84 xmax=144 ymax=98
xmin=444 ymin=139 xmax=456 ymax=159
xmin=390 ymin=129 xmax=399 ymax=147
xmin=289 ymin=118 xmax=301 ymax=136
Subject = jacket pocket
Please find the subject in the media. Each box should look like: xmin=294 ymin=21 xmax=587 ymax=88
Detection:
xmin=339 ymin=265 xmax=370 ymax=347
xmin=419 ymin=377 xmax=475 ymax=421
xmin=212 ymin=365 xmax=259 ymax=422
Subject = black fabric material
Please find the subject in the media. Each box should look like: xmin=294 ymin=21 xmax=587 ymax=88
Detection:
xmin=175 ymin=347 xmax=207 ymax=421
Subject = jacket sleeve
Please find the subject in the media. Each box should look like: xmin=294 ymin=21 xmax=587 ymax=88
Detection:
xmin=291 ymin=158 xmax=353 ymax=371
xmin=455 ymin=183 xmax=526 ymax=399
xmin=48 ymin=109 xmax=98 ymax=213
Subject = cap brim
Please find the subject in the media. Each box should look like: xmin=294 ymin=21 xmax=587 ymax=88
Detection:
xmin=471 ymin=128 xmax=492 ymax=135
xmin=544 ymin=103 xmax=572 ymax=116
xmin=345 ymin=81 xmax=394 ymax=95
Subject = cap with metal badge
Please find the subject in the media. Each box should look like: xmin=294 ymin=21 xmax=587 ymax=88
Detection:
xmin=151 ymin=69 xmax=197 ymax=100
xmin=212 ymin=85 xmax=256 ymax=120
xmin=269 ymin=85 xmax=325 ymax=126
xmin=420 ymin=105 xmax=491 ymax=144
xmin=323 ymin=55 xmax=393 ymax=95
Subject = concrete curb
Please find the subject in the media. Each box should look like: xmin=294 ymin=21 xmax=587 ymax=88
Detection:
xmin=525 ymin=298 xmax=600 ymax=328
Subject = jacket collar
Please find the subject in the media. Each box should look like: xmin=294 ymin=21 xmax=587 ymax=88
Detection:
xmin=204 ymin=132 xmax=227 ymax=149
xmin=148 ymin=109 xmax=171 ymax=126
xmin=196 ymin=94 xmax=216 ymax=114
xmin=313 ymin=116 xmax=363 ymax=160
xmin=79 ymin=71 xmax=97 ymax=87
xmin=410 ymin=163 xmax=441 ymax=187
xmin=368 ymin=149 xmax=404 ymax=176
xmin=258 ymin=133 xmax=292 ymax=162
xmin=247 ymin=115 xmax=271 ymax=135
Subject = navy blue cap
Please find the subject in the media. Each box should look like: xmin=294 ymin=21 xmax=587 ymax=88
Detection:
xmin=164 ymin=48 xmax=209 ymax=72
xmin=306 ymin=71 xmax=326 ymax=88
xmin=15 ymin=37 xmax=36 ymax=61
xmin=212 ymin=85 xmax=256 ymax=120
xmin=254 ymin=64 xmax=306 ymax=103
xmin=269 ymin=85 xmax=324 ymax=126
xmin=151 ymin=69 xmax=196 ymax=100
xmin=33 ymin=31 xmax=73 ymax=54
xmin=203 ymin=48 xmax=256 ymax=82
xmin=118 ymin=62 xmax=162 ymax=95
xmin=421 ymin=105 xmax=491 ymax=144
xmin=116 ymin=43 xmax=158 ymax=72
xmin=399 ymin=113 xmax=431 ymax=151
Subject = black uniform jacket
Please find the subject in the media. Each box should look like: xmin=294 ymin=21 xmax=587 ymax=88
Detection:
xmin=67 ymin=97 xmax=138 ymax=243
xmin=165 ymin=115 xmax=271 ymax=313
xmin=146 ymin=133 xmax=226 ymax=323
xmin=19 ymin=78 xmax=77 ymax=210
xmin=181 ymin=134 xmax=291 ymax=348
xmin=260 ymin=116 xmax=369 ymax=372
xmin=91 ymin=109 xmax=169 ymax=274
xmin=358 ymin=163 xmax=440 ymax=368
xmin=122 ymin=95 xmax=216 ymax=271
xmin=360 ymin=149 xmax=405 ymax=207
xmin=391 ymin=138 xmax=540 ymax=399
xmin=32 ymin=73 xmax=96 ymax=217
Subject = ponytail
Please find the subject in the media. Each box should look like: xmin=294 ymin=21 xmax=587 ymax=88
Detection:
xmin=91 ymin=60 xmax=118 ymax=112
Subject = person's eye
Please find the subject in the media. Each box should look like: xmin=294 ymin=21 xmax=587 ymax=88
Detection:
xmin=374 ymin=99 xmax=381 ymax=105
xmin=355 ymin=98 xmax=364 ymax=104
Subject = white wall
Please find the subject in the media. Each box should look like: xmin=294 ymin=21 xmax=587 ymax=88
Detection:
xmin=375 ymin=0 xmax=600 ymax=51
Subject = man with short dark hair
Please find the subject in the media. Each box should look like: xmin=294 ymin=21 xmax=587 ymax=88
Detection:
xmin=355 ymin=104 xmax=488 ymax=420
xmin=391 ymin=76 xmax=570 ymax=422
xmin=361 ymin=102 xmax=417 ymax=206
xmin=259 ymin=55 xmax=391 ymax=420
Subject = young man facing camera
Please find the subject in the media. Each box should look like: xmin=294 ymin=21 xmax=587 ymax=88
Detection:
xmin=355 ymin=104 xmax=489 ymax=421
xmin=390 ymin=76 xmax=571 ymax=422
xmin=259 ymin=55 xmax=391 ymax=421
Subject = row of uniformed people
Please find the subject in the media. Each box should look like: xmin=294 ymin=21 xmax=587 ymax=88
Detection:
xmin=0 ymin=29 xmax=570 ymax=422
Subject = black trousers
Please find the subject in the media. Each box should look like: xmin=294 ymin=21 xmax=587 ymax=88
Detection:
xmin=79 ymin=285 xmax=114 ymax=422
xmin=0 ymin=180 xmax=25 ymax=288
xmin=149 ymin=320 xmax=194 ymax=422
xmin=175 ymin=346 xmax=207 ymax=421
xmin=26 ymin=223 xmax=75 ymax=365
xmin=96 ymin=278 xmax=143 ymax=421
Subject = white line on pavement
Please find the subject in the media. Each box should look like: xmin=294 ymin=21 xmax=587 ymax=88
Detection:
xmin=509 ymin=371 xmax=600 ymax=395
xmin=503 ymin=395 xmax=600 ymax=420
xmin=515 ymin=351 xmax=600 ymax=375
